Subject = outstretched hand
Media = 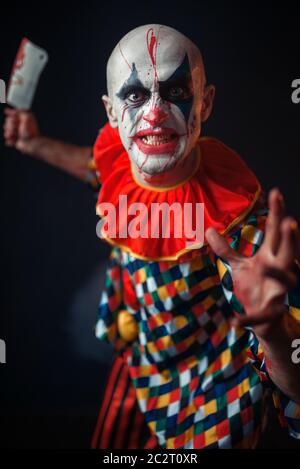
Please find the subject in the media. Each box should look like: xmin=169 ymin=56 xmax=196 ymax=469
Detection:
xmin=206 ymin=188 xmax=300 ymax=338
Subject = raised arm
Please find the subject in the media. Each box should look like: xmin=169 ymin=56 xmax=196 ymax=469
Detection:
xmin=206 ymin=189 xmax=300 ymax=403
xmin=3 ymin=108 xmax=94 ymax=183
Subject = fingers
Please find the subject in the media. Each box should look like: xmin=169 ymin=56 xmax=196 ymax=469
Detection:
xmin=3 ymin=109 xmax=40 ymax=150
xmin=233 ymin=264 xmax=296 ymax=329
xmin=263 ymin=265 xmax=297 ymax=290
xmin=19 ymin=112 xmax=40 ymax=140
xmin=232 ymin=304 xmax=287 ymax=328
xmin=275 ymin=217 xmax=299 ymax=268
xmin=4 ymin=107 xmax=16 ymax=116
xmin=18 ymin=113 xmax=31 ymax=140
xmin=205 ymin=227 xmax=242 ymax=264
xmin=4 ymin=107 xmax=27 ymax=115
xmin=263 ymin=188 xmax=285 ymax=255
xmin=18 ymin=112 xmax=39 ymax=140
xmin=3 ymin=110 xmax=19 ymax=146
xmin=263 ymin=189 xmax=299 ymax=268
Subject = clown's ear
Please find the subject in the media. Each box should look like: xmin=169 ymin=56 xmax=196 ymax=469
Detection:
xmin=102 ymin=95 xmax=118 ymax=128
xmin=201 ymin=85 xmax=216 ymax=123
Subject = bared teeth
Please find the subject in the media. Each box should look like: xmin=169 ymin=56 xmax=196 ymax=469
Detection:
xmin=140 ymin=135 xmax=176 ymax=145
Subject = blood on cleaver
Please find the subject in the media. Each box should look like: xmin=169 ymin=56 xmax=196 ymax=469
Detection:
xmin=7 ymin=38 xmax=48 ymax=110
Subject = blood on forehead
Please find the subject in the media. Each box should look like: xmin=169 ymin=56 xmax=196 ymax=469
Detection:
xmin=107 ymin=24 xmax=205 ymax=97
xmin=112 ymin=27 xmax=192 ymax=87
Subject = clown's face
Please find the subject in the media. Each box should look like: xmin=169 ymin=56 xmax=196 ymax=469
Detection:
xmin=104 ymin=25 xmax=214 ymax=176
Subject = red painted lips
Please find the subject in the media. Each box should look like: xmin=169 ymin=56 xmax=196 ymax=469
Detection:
xmin=132 ymin=128 xmax=179 ymax=155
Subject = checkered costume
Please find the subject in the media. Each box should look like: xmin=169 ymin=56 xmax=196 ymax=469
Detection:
xmin=91 ymin=124 xmax=300 ymax=449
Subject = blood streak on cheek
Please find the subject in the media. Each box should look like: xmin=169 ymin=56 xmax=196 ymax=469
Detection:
xmin=121 ymin=104 xmax=130 ymax=122
xmin=140 ymin=153 xmax=150 ymax=171
xmin=128 ymin=140 xmax=134 ymax=152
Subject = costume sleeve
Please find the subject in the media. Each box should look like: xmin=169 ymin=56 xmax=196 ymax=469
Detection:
xmin=86 ymin=156 xmax=101 ymax=193
xmin=95 ymin=247 xmax=139 ymax=352
xmin=216 ymin=206 xmax=300 ymax=439
xmin=85 ymin=127 xmax=105 ymax=193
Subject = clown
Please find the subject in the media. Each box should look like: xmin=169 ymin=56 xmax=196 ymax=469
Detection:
xmin=4 ymin=24 xmax=300 ymax=449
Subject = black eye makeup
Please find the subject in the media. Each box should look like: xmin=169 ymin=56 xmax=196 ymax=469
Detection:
xmin=122 ymin=86 xmax=151 ymax=104
xmin=116 ymin=63 xmax=151 ymax=106
xmin=159 ymin=77 xmax=193 ymax=103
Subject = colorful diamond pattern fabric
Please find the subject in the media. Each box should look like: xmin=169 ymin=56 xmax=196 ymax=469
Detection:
xmin=95 ymin=207 xmax=300 ymax=448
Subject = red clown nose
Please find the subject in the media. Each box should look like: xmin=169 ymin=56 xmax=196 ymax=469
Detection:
xmin=143 ymin=107 xmax=168 ymax=126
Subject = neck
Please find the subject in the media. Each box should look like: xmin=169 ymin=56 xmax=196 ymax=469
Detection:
xmin=132 ymin=147 xmax=199 ymax=189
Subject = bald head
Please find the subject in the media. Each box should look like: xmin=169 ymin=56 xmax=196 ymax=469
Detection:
xmin=102 ymin=24 xmax=215 ymax=177
xmin=107 ymin=24 xmax=206 ymax=100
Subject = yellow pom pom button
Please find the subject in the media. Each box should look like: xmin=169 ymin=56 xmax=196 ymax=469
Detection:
xmin=117 ymin=310 xmax=139 ymax=342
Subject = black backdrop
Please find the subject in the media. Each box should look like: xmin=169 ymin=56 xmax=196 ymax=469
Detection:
xmin=0 ymin=0 xmax=300 ymax=449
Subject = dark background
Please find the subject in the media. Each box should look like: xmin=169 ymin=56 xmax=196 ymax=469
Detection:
xmin=0 ymin=0 xmax=300 ymax=449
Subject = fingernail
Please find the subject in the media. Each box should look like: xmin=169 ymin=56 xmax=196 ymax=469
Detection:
xmin=277 ymin=192 xmax=284 ymax=206
xmin=290 ymin=221 xmax=298 ymax=231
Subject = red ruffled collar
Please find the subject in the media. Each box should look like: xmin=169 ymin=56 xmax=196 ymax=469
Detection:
xmin=93 ymin=123 xmax=261 ymax=261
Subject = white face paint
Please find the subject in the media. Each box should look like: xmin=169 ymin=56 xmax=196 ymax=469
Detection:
xmin=106 ymin=25 xmax=206 ymax=176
